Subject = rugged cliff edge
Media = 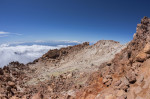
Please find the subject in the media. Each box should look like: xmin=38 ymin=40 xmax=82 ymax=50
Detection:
xmin=0 ymin=17 xmax=149 ymax=99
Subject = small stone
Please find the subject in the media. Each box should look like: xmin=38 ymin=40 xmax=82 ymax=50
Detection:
xmin=47 ymin=86 xmax=53 ymax=92
xmin=67 ymin=73 xmax=72 ymax=79
xmin=103 ymin=78 xmax=109 ymax=84
xmin=119 ymin=77 xmax=129 ymax=91
xmin=120 ymin=77 xmax=129 ymax=86
xmin=8 ymin=81 xmax=15 ymax=87
xmin=126 ymin=71 xmax=136 ymax=84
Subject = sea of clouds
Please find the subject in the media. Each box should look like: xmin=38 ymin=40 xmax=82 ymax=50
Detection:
xmin=0 ymin=41 xmax=81 ymax=67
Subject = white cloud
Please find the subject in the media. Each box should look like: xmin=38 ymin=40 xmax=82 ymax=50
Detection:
xmin=0 ymin=44 xmax=68 ymax=67
xmin=0 ymin=31 xmax=9 ymax=34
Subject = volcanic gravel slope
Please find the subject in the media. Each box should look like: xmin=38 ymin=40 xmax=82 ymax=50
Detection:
xmin=26 ymin=40 xmax=125 ymax=86
xmin=0 ymin=40 xmax=125 ymax=98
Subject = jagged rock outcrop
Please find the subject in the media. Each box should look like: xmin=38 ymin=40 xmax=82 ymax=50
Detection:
xmin=75 ymin=17 xmax=150 ymax=99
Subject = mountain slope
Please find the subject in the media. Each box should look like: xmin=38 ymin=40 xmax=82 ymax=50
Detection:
xmin=0 ymin=40 xmax=125 ymax=98
xmin=26 ymin=40 xmax=125 ymax=86
xmin=76 ymin=17 xmax=150 ymax=99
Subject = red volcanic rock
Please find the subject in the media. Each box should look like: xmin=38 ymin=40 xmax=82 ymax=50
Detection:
xmin=42 ymin=42 xmax=89 ymax=60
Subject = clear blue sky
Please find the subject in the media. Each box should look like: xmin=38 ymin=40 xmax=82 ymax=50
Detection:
xmin=0 ymin=0 xmax=150 ymax=44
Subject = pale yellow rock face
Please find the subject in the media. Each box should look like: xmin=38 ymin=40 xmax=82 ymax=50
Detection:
xmin=143 ymin=43 xmax=150 ymax=54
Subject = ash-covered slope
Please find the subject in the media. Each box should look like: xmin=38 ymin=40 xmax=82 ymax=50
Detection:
xmin=76 ymin=17 xmax=150 ymax=99
xmin=26 ymin=40 xmax=125 ymax=86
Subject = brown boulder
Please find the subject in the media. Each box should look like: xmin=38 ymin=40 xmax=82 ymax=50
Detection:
xmin=136 ymin=52 xmax=147 ymax=62
xmin=126 ymin=71 xmax=136 ymax=84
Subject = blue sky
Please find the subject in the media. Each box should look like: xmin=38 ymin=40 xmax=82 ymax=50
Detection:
xmin=0 ymin=0 xmax=150 ymax=44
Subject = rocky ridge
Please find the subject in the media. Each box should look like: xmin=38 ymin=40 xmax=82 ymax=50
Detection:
xmin=75 ymin=17 xmax=150 ymax=99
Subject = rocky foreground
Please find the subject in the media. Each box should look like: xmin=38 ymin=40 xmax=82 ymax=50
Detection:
xmin=0 ymin=17 xmax=150 ymax=99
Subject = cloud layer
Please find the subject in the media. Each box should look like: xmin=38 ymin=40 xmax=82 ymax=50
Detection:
xmin=0 ymin=44 xmax=68 ymax=67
